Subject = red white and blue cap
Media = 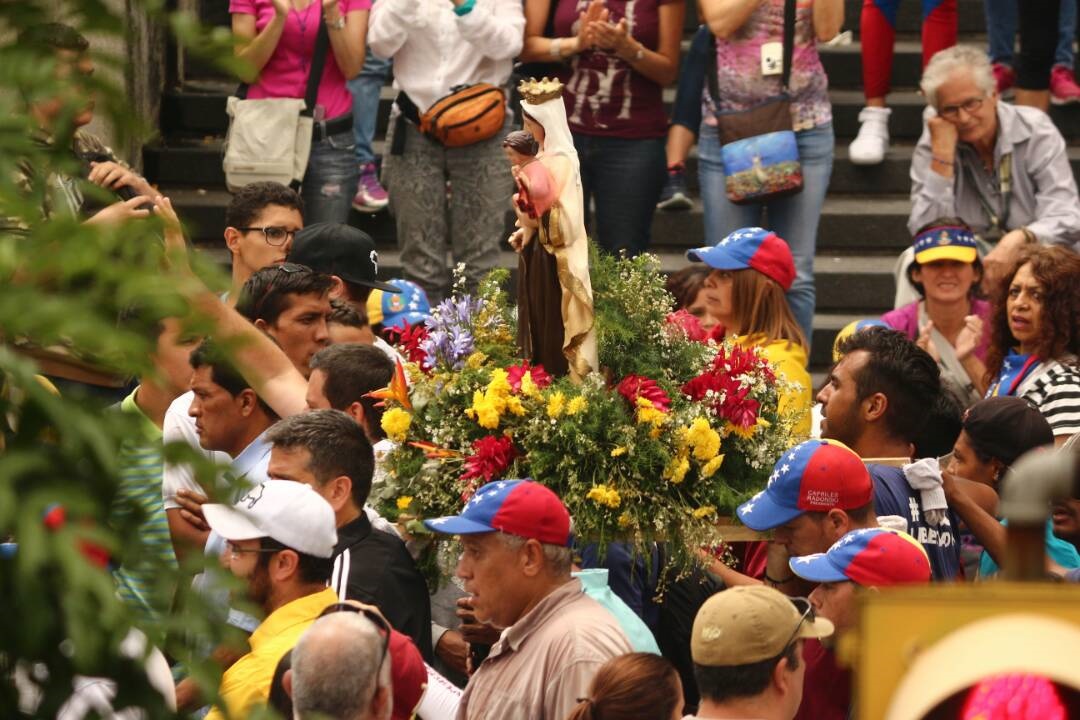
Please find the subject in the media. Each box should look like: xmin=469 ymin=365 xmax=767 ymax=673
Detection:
xmin=912 ymin=224 xmax=978 ymax=265
xmin=423 ymin=479 xmax=572 ymax=546
xmin=832 ymin=318 xmax=890 ymax=362
xmin=366 ymin=278 xmax=431 ymax=331
xmin=686 ymin=227 xmax=796 ymax=291
xmin=736 ymin=439 xmax=872 ymax=531
xmin=788 ymin=527 xmax=931 ymax=586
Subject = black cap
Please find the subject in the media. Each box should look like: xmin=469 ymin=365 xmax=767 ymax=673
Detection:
xmin=289 ymin=223 xmax=402 ymax=293
xmin=962 ymin=396 xmax=1055 ymax=467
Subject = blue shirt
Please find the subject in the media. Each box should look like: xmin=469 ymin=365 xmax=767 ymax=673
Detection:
xmin=573 ymin=569 xmax=660 ymax=655
xmin=978 ymin=519 xmax=1080 ymax=578
xmin=870 ymin=464 xmax=961 ymax=581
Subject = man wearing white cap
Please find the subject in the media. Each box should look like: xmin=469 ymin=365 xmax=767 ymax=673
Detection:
xmin=200 ymin=480 xmax=340 ymax=720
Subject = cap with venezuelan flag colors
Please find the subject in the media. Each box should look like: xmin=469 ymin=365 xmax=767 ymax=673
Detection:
xmin=789 ymin=527 xmax=932 ymax=586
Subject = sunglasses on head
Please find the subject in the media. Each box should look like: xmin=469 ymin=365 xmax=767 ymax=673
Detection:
xmin=319 ymin=602 xmax=392 ymax=668
xmin=774 ymin=597 xmax=815 ymax=659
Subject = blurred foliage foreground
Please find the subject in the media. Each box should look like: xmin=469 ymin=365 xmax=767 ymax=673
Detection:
xmin=0 ymin=2 xmax=256 ymax=717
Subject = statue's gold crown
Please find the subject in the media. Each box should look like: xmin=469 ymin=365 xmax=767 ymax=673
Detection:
xmin=518 ymin=77 xmax=564 ymax=104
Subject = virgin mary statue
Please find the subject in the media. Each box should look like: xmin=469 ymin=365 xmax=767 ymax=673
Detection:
xmin=511 ymin=78 xmax=597 ymax=382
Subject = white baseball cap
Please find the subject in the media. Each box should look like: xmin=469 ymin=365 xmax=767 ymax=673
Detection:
xmin=203 ymin=480 xmax=338 ymax=559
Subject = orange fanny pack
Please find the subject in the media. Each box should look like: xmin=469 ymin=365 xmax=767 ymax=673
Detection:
xmin=419 ymin=84 xmax=506 ymax=148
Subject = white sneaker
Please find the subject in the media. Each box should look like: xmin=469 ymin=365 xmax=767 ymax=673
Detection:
xmin=848 ymin=106 xmax=891 ymax=165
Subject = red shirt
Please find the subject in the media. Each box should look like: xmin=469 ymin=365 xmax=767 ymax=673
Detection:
xmin=552 ymin=0 xmax=680 ymax=139
xmin=795 ymin=639 xmax=851 ymax=720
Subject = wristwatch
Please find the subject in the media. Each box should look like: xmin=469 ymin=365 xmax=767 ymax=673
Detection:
xmin=325 ymin=14 xmax=346 ymax=30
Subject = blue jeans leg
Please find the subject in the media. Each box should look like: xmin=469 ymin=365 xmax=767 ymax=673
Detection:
xmin=1057 ymin=0 xmax=1077 ymax=67
xmin=984 ymin=0 xmax=1017 ymax=64
xmin=670 ymin=25 xmax=712 ymax=133
xmin=301 ymin=128 xmax=360 ymax=225
xmin=697 ymin=123 xmax=833 ymax=345
xmin=574 ymin=134 xmax=666 ymax=255
xmin=347 ymin=50 xmax=392 ymax=166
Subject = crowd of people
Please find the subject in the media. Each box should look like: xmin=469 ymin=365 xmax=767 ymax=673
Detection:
xmin=6 ymin=2 xmax=1080 ymax=719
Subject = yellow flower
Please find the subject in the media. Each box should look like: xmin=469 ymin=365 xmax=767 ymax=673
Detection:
xmin=547 ymin=391 xmax=566 ymax=418
xmin=730 ymin=417 xmax=772 ymax=440
xmin=396 ymin=496 xmax=414 ymax=511
xmin=610 ymin=446 xmax=628 ymax=457
xmin=663 ymin=455 xmax=690 ymax=484
xmin=634 ymin=396 xmax=666 ymax=428
xmin=465 ymin=352 xmax=488 ymax=369
xmin=687 ymin=417 xmax=721 ymax=461
xmin=567 ymin=395 xmax=588 ymax=415
xmin=618 ymin=512 xmax=633 ymax=529
xmin=474 ymin=399 xmax=500 ymax=429
xmin=505 ymin=395 xmax=526 ymax=416
xmin=519 ymin=371 xmax=538 ymax=397
xmin=700 ymin=455 xmax=725 ymax=478
xmin=586 ymin=484 xmax=622 ymax=508
xmin=487 ymin=368 xmax=512 ymax=397
xmin=381 ymin=408 xmax=412 ymax=442
xmin=692 ymin=505 xmax=717 ymax=520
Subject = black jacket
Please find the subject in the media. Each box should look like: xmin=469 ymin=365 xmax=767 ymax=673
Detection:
xmin=329 ymin=513 xmax=433 ymax=661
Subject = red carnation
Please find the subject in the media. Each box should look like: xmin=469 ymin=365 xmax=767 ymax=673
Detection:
xmin=461 ymin=435 xmax=518 ymax=482
xmin=719 ymin=385 xmax=760 ymax=428
xmin=506 ymin=362 xmax=553 ymax=393
xmin=616 ymin=374 xmax=671 ymax=412
xmin=387 ymin=322 xmax=431 ymax=370
xmin=666 ymin=310 xmax=707 ymax=342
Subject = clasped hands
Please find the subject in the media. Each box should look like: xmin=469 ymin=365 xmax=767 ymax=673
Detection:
xmin=575 ymin=0 xmax=638 ymax=60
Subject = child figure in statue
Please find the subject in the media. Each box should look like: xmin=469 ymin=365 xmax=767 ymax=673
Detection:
xmin=508 ymin=78 xmax=597 ymax=381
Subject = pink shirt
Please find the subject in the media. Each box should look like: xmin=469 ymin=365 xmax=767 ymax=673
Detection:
xmin=230 ymin=0 xmax=370 ymax=119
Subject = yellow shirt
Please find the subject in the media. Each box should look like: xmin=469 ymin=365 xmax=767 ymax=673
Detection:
xmin=206 ymin=587 xmax=338 ymax=720
xmin=736 ymin=335 xmax=812 ymax=440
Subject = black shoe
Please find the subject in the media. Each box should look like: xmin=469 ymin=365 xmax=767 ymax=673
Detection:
xmin=657 ymin=167 xmax=693 ymax=211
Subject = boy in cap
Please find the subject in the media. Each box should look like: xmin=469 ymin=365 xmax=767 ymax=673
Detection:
xmin=788 ymin=527 xmax=931 ymax=720
xmin=688 ymin=585 xmax=833 ymax=720
xmin=199 ymin=480 xmax=339 ymax=720
xmin=288 ymin=223 xmax=402 ymax=308
xmin=424 ymin=479 xmax=632 ymax=720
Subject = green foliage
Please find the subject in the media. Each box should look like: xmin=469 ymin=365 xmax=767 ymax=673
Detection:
xmin=0 ymin=2 xmax=253 ymax=717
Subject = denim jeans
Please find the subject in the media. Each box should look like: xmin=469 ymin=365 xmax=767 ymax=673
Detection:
xmin=698 ymin=122 xmax=835 ymax=344
xmin=986 ymin=0 xmax=1075 ymax=68
xmin=347 ymin=49 xmax=393 ymax=166
xmin=670 ymin=25 xmax=712 ymax=134
xmin=301 ymin=126 xmax=359 ymax=225
xmin=573 ymin=134 xmax=666 ymax=255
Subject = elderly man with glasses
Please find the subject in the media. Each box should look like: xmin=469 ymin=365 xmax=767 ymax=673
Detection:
xmin=908 ymin=44 xmax=1080 ymax=297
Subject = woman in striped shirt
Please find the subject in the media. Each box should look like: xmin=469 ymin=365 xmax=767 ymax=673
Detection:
xmin=984 ymin=245 xmax=1080 ymax=444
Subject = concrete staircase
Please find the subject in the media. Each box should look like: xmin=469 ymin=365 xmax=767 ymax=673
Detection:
xmin=146 ymin=0 xmax=1080 ymax=374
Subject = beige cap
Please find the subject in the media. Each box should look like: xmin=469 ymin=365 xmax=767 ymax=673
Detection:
xmin=691 ymin=585 xmax=834 ymax=667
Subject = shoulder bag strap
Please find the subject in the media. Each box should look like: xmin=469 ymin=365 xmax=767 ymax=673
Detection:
xmin=303 ymin=11 xmax=331 ymax=118
xmin=706 ymin=33 xmax=720 ymax=114
xmin=781 ymin=0 xmax=796 ymax=91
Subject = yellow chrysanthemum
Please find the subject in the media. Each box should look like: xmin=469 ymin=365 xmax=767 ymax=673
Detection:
xmin=634 ymin=396 xmax=667 ymax=428
xmin=547 ymin=391 xmax=566 ymax=418
xmin=566 ymin=395 xmax=588 ymax=415
xmin=617 ymin=512 xmax=633 ymax=529
xmin=519 ymin=371 xmax=538 ymax=397
xmin=730 ymin=417 xmax=772 ymax=440
xmin=692 ymin=505 xmax=717 ymax=520
xmin=487 ymin=368 xmax=512 ymax=397
xmin=700 ymin=455 xmax=725 ymax=478
xmin=610 ymin=446 xmax=628 ymax=457
xmin=465 ymin=352 xmax=488 ymax=369
xmin=473 ymin=399 xmax=500 ymax=429
xmin=396 ymin=496 xmax=414 ymax=511
xmin=586 ymin=484 xmax=622 ymax=508
xmin=381 ymin=408 xmax=412 ymax=442
xmin=505 ymin=395 xmax=526 ymax=416
xmin=663 ymin=455 xmax=690 ymax=484
xmin=687 ymin=417 xmax=721 ymax=461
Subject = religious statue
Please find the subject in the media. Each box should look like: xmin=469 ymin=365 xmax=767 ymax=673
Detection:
xmin=508 ymin=78 xmax=597 ymax=382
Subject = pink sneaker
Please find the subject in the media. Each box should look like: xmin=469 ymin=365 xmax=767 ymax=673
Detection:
xmin=992 ymin=63 xmax=1015 ymax=95
xmin=1050 ymin=65 xmax=1080 ymax=105
xmin=352 ymin=162 xmax=389 ymax=213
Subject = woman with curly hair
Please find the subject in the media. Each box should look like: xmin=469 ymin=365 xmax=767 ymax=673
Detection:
xmin=565 ymin=653 xmax=684 ymax=720
xmin=985 ymin=245 xmax=1080 ymax=444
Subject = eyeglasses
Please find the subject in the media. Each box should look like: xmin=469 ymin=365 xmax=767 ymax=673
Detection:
xmin=774 ymin=597 xmax=815 ymax=659
xmin=237 ymin=226 xmax=298 ymax=246
xmin=226 ymin=540 xmax=284 ymax=559
xmin=318 ymin=602 xmax=391 ymax=668
xmin=938 ymin=96 xmax=985 ymax=120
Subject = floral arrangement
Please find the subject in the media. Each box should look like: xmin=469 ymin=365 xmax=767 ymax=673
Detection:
xmin=373 ymin=254 xmax=802 ymax=579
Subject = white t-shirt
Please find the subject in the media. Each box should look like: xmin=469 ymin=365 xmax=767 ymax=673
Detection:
xmin=161 ymin=391 xmax=230 ymax=509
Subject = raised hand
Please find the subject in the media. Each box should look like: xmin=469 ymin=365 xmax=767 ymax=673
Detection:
xmin=917 ymin=320 xmax=941 ymax=361
xmin=954 ymin=314 xmax=984 ymax=360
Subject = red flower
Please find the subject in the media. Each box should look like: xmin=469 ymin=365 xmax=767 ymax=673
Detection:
xmin=667 ymin=310 xmax=707 ymax=342
xmin=683 ymin=347 xmax=765 ymax=428
xmin=616 ymin=374 xmax=671 ymax=412
xmin=506 ymin=362 xmax=553 ymax=393
xmin=461 ymin=435 xmax=518 ymax=482
xmin=387 ymin=322 xmax=430 ymax=369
